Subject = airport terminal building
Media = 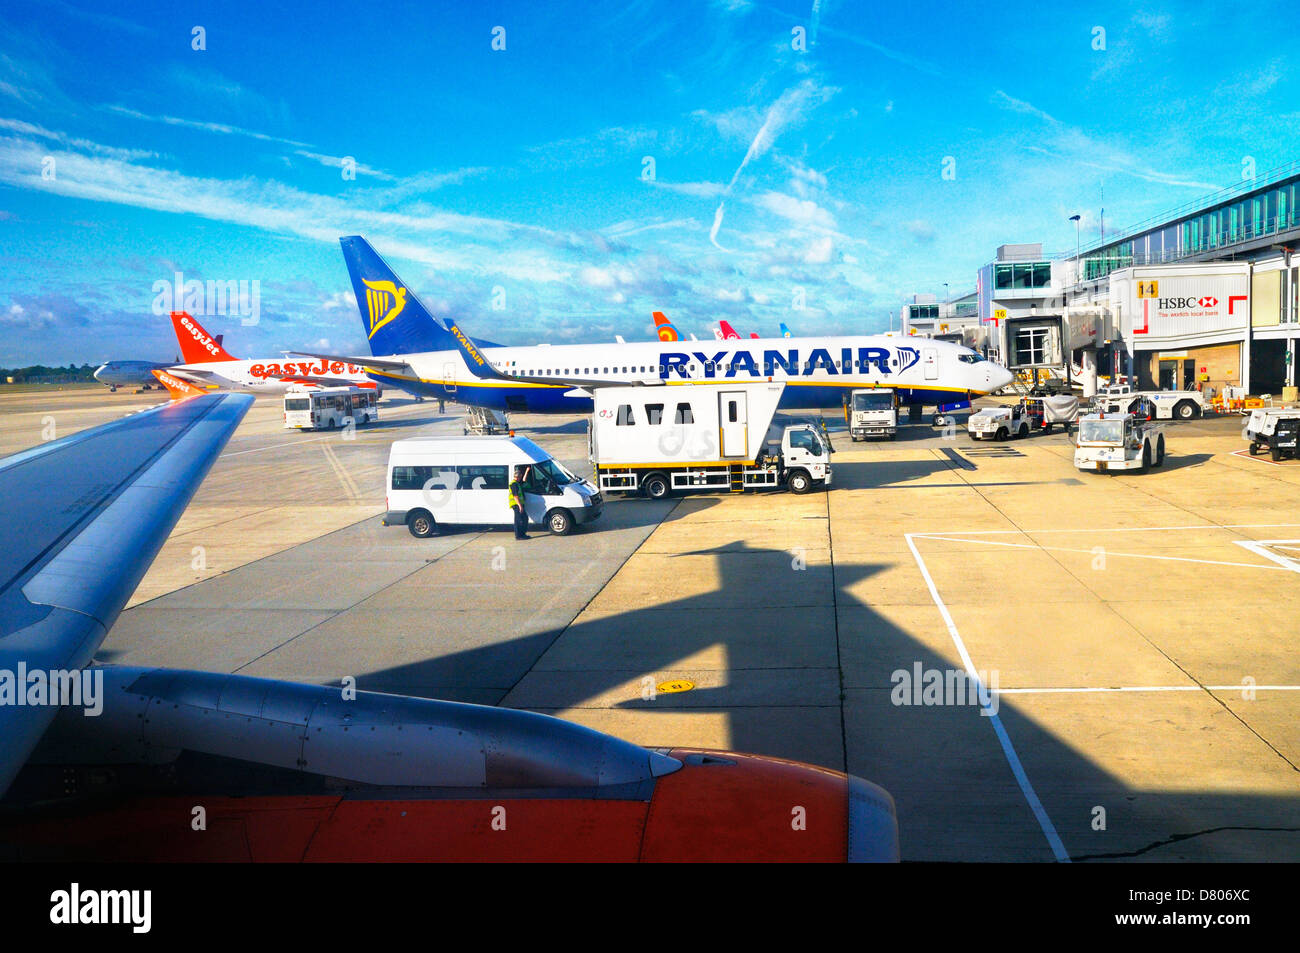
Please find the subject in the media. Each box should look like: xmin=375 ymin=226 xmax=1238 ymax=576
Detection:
xmin=905 ymin=161 xmax=1300 ymax=397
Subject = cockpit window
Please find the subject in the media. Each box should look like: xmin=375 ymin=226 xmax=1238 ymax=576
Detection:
xmin=957 ymin=351 xmax=985 ymax=364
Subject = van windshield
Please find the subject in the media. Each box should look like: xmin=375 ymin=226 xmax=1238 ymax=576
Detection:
xmin=533 ymin=458 xmax=579 ymax=486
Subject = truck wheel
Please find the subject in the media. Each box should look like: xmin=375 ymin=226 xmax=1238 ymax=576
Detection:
xmin=788 ymin=470 xmax=812 ymax=494
xmin=995 ymin=428 xmax=1008 ymax=442
xmin=1140 ymin=443 xmax=1151 ymax=473
xmin=1043 ymin=423 xmax=1053 ymax=434
xmin=1272 ymin=443 xmax=1284 ymax=462
xmin=546 ymin=508 xmax=574 ymax=536
xmin=1155 ymin=436 xmax=1166 ymax=466
xmin=888 ymin=432 xmax=897 ymax=441
xmin=643 ymin=473 xmax=671 ymax=500
xmin=1249 ymin=441 xmax=1260 ymax=456
xmin=406 ymin=510 xmax=437 ymax=539
xmin=1174 ymin=401 xmax=1197 ymax=420
xmin=1018 ymin=424 xmax=1029 ymax=439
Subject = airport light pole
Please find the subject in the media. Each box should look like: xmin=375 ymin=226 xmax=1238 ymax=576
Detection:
xmin=1069 ymin=214 xmax=1082 ymax=287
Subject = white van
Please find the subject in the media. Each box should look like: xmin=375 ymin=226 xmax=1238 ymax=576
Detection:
xmin=383 ymin=436 xmax=603 ymax=537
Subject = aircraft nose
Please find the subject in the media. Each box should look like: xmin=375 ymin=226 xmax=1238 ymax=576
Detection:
xmin=989 ymin=362 xmax=1013 ymax=392
xmin=93 ymin=364 xmax=107 ymax=381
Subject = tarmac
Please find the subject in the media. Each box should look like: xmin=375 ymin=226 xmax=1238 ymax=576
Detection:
xmin=4 ymin=383 xmax=1299 ymax=862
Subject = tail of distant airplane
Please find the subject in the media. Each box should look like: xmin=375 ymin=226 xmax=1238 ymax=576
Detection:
xmin=718 ymin=320 xmax=742 ymax=340
xmin=749 ymin=332 xmax=759 ymax=339
xmin=339 ymin=235 xmax=501 ymax=356
xmin=652 ymin=311 xmax=679 ymax=342
xmin=170 ymin=312 xmax=238 ymax=364
xmin=780 ymin=322 xmax=792 ymax=338
xmin=151 ymin=368 xmax=207 ymax=399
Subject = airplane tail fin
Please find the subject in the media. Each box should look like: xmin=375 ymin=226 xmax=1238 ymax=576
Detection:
xmin=152 ymin=368 xmax=207 ymax=400
xmin=339 ymin=235 xmax=501 ymax=356
xmin=171 ymin=312 xmax=238 ymax=363
xmin=718 ymin=320 xmax=741 ymax=340
xmin=652 ymin=310 xmax=679 ymax=342
xmin=780 ymin=322 xmax=792 ymax=338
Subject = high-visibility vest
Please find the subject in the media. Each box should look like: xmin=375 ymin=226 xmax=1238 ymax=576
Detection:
xmin=507 ymin=482 xmax=521 ymax=508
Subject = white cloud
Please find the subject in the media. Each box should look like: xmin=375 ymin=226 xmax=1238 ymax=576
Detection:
xmin=756 ymin=190 xmax=835 ymax=228
xmin=991 ymin=90 xmax=1059 ymax=124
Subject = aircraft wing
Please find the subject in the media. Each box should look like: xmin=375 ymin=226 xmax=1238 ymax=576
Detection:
xmin=165 ymin=366 xmax=232 ymax=389
xmin=287 ymin=351 xmax=413 ymax=372
xmin=446 ymin=321 xmax=662 ymax=389
xmin=0 ymin=392 xmax=253 ymax=796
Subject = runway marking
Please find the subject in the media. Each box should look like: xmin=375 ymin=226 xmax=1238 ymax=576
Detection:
xmin=915 ymin=534 xmax=1294 ymax=572
xmin=911 ymin=522 xmax=1300 ymax=536
xmin=1230 ymin=449 xmax=1296 ymax=467
xmin=321 ymin=442 xmax=361 ymax=501
xmin=1233 ymin=539 xmax=1300 ymax=574
xmin=994 ymin=685 xmax=1300 ymax=695
xmin=224 ymin=435 xmax=333 ymax=456
xmin=904 ymin=532 xmax=1070 ymax=863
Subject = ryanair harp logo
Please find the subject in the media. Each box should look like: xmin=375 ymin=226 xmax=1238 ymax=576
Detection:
xmin=362 ymin=279 xmax=408 ymax=339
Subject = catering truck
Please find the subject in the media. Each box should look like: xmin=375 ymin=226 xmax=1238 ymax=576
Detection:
xmin=1073 ymin=413 xmax=1166 ymax=473
xmin=1245 ymin=407 xmax=1300 ymax=461
xmin=589 ymin=381 xmax=831 ymax=497
xmin=848 ymin=388 xmax=897 ymax=441
xmin=1093 ymin=383 xmax=1205 ymax=420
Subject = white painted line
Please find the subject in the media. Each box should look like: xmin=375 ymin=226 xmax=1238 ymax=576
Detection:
xmin=917 ymin=534 xmax=1292 ymax=572
xmin=1233 ymin=540 xmax=1300 ymax=575
xmin=904 ymin=533 xmax=1070 ymax=863
xmin=1230 ymin=449 xmax=1288 ymax=467
xmin=224 ymin=435 xmax=333 ymax=456
xmin=995 ymin=685 xmax=1300 ymax=695
xmin=910 ymin=523 xmax=1300 ymax=537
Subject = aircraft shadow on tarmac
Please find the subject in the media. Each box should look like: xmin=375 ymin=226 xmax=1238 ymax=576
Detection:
xmin=346 ymin=530 xmax=1300 ymax=862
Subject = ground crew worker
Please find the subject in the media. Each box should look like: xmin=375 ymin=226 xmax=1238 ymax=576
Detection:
xmin=508 ymin=465 xmax=530 ymax=540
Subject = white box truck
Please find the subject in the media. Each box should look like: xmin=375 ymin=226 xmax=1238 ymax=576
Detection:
xmin=848 ymin=388 xmax=897 ymax=441
xmin=383 ymin=435 xmax=602 ymax=537
xmin=589 ymin=381 xmax=831 ymax=497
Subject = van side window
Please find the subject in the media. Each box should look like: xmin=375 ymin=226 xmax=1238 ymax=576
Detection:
xmin=616 ymin=404 xmax=636 ymax=426
xmin=674 ymin=403 xmax=694 ymax=424
xmin=457 ymin=465 xmax=508 ymax=490
xmin=645 ymin=403 xmax=664 ymax=425
xmin=392 ymin=465 xmax=435 ymax=490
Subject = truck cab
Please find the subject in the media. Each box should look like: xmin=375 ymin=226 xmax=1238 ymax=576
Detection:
xmin=1073 ymin=413 xmax=1166 ymax=473
xmin=848 ymin=389 xmax=897 ymax=441
xmin=768 ymin=423 xmax=832 ymax=492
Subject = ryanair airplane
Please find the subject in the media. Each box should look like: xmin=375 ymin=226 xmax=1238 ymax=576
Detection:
xmin=296 ymin=236 xmax=1013 ymax=414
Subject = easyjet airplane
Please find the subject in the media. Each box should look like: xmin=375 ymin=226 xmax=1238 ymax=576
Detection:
xmin=164 ymin=311 xmax=380 ymax=394
xmin=297 ymin=236 xmax=1013 ymax=414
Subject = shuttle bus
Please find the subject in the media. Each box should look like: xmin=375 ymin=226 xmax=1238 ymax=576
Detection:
xmin=283 ymin=385 xmax=379 ymax=430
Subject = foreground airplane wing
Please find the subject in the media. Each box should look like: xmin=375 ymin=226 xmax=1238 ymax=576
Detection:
xmin=0 ymin=393 xmax=253 ymax=796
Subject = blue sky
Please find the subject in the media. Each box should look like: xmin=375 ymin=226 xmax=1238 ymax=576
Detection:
xmin=0 ymin=0 xmax=1296 ymax=365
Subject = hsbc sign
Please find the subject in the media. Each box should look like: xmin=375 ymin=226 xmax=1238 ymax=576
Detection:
xmin=1157 ymin=295 xmax=1220 ymax=311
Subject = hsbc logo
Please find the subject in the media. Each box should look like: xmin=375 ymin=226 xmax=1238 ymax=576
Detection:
xmin=1158 ymin=296 xmax=1221 ymax=310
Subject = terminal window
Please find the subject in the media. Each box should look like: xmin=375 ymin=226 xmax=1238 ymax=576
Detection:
xmin=674 ymin=403 xmax=694 ymax=424
xmin=994 ymin=262 xmax=1052 ymax=290
xmin=1015 ymin=327 xmax=1051 ymax=365
xmin=616 ymin=404 xmax=636 ymax=426
xmin=645 ymin=403 xmax=664 ymax=424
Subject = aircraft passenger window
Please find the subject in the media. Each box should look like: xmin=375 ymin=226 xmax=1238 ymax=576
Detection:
xmin=616 ymin=404 xmax=636 ymax=426
xmin=890 ymin=358 xmax=898 ymax=366
xmin=674 ymin=403 xmax=694 ymax=424
xmin=646 ymin=403 xmax=664 ymax=425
